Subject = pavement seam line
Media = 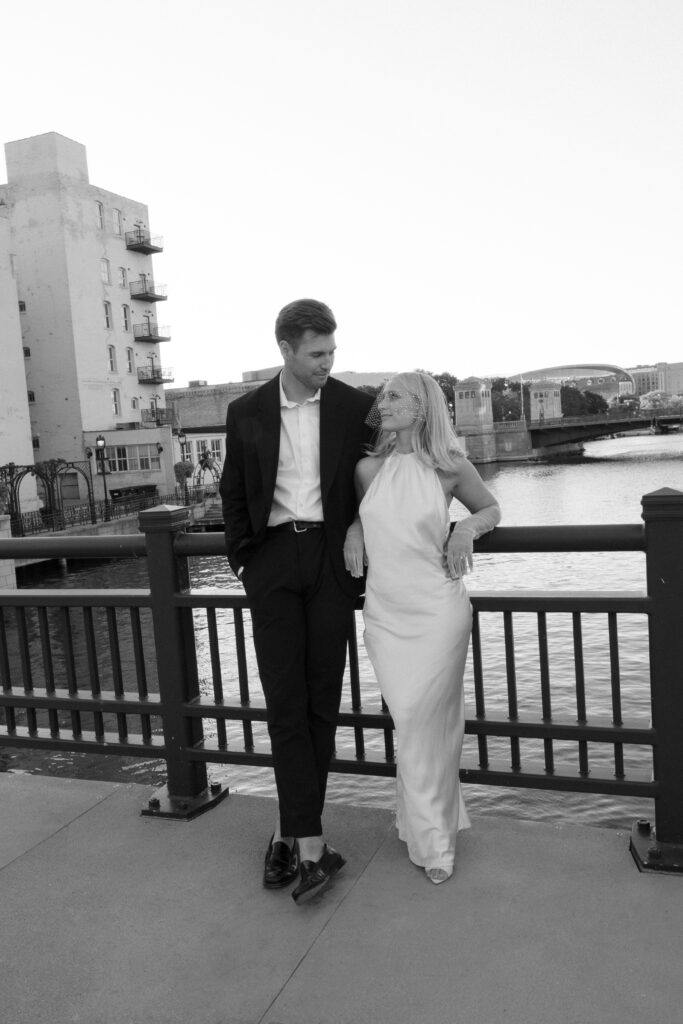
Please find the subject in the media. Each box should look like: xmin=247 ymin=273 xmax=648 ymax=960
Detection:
xmin=0 ymin=784 xmax=122 ymax=875
xmin=256 ymin=818 xmax=395 ymax=1024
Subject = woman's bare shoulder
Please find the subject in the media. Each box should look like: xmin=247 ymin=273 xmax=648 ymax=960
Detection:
xmin=355 ymin=455 xmax=385 ymax=489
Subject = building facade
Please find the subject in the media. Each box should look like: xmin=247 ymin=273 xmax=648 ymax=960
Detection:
xmin=0 ymin=133 xmax=176 ymax=507
xmin=0 ymin=207 xmax=39 ymax=511
xmin=529 ymin=381 xmax=562 ymax=421
xmin=627 ymin=363 xmax=683 ymax=398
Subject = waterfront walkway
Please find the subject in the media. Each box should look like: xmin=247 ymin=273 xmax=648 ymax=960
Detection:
xmin=1 ymin=773 xmax=682 ymax=1024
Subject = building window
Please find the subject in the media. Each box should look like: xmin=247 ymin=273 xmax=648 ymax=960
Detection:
xmin=107 ymin=345 xmax=117 ymax=372
xmin=112 ymin=388 xmax=121 ymax=416
xmin=18 ymin=300 xmax=26 ymax=312
xmin=107 ymin=443 xmax=161 ymax=473
xmin=112 ymin=209 xmax=122 ymax=235
xmin=118 ymin=266 xmax=127 ymax=287
xmin=205 ymin=438 xmax=224 ymax=460
xmin=121 ymin=304 xmax=130 ymax=331
xmin=126 ymin=347 xmax=134 ymax=373
xmin=23 ymin=347 xmax=31 ymax=357
xmin=104 ymin=301 xmax=112 ymax=328
xmin=131 ymin=397 xmax=139 ymax=411
xmin=100 ymin=258 xmax=110 ymax=284
xmin=95 ymin=201 xmax=104 ymax=229
xmin=32 ymin=436 xmax=40 ymax=450
xmin=27 ymin=390 xmax=36 ymax=403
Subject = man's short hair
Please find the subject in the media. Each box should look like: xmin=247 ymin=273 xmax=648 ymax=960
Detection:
xmin=275 ymin=299 xmax=337 ymax=348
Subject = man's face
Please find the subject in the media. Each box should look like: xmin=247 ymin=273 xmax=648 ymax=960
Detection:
xmin=281 ymin=330 xmax=336 ymax=394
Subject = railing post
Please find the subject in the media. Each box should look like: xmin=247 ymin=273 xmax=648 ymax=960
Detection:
xmin=138 ymin=504 xmax=228 ymax=820
xmin=631 ymin=488 xmax=683 ymax=871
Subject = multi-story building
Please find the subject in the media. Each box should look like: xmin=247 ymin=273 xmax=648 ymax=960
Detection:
xmin=627 ymin=362 xmax=683 ymax=398
xmin=166 ymin=369 xmax=394 ymax=470
xmin=0 ymin=132 xmax=176 ymax=507
xmin=0 ymin=206 xmax=39 ymax=511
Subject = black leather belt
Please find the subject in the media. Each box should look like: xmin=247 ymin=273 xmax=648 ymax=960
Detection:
xmin=268 ymin=520 xmax=324 ymax=533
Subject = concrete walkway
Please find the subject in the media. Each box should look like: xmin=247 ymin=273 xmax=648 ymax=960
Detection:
xmin=1 ymin=772 xmax=681 ymax=1024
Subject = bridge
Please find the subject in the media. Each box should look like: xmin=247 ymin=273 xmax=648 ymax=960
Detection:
xmin=496 ymin=406 xmax=683 ymax=451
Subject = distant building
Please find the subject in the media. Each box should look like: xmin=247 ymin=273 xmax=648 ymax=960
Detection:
xmin=0 ymin=132 xmax=176 ymax=506
xmin=529 ymin=381 xmax=562 ymax=422
xmin=0 ymin=206 xmax=39 ymax=510
xmin=166 ymin=369 xmax=395 ymax=465
xmin=627 ymin=362 xmax=683 ymax=398
xmin=454 ymin=378 xmax=493 ymax=428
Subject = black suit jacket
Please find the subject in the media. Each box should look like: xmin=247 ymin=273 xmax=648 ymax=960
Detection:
xmin=219 ymin=374 xmax=375 ymax=597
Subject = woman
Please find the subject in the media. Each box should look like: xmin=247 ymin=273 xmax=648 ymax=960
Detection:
xmin=344 ymin=372 xmax=500 ymax=884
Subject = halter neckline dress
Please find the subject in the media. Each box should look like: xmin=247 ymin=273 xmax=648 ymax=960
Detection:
xmin=360 ymin=451 xmax=471 ymax=872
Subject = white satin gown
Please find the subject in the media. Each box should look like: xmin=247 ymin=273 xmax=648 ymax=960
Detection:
xmin=360 ymin=451 xmax=472 ymax=872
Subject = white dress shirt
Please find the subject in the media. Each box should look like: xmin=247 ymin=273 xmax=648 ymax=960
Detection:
xmin=267 ymin=374 xmax=324 ymax=526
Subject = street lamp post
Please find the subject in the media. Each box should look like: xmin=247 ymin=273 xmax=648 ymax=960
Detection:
xmin=177 ymin=430 xmax=190 ymax=504
xmin=95 ymin=434 xmax=110 ymax=520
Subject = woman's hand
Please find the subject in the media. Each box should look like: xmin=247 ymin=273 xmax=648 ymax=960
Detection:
xmin=444 ymin=528 xmax=475 ymax=579
xmin=344 ymin=519 xmax=366 ymax=578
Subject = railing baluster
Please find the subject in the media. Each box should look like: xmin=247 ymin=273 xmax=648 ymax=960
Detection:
xmin=572 ymin=612 xmax=589 ymax=777
xmin=233 ymin=608 xmax=253 ymax=751
xmin=537 ymin=612 xmax=554 ymax=773
xmin=38 ymin=607 xmax=59 ymax=736
xmin=608 ymin=612 xmax=624 ymax=779
xmin=106 ymin=607 xmax=127 ymax=741
xmin=0 ymin=609 xmax=16 ymax=734
xmin=130 ymin=607 xmax=151 ymax=745
xmin=59 ymin=607 xmax=81 ymax=739
xmin=381 ymin=694 xmax=395 ymax=763
xmin=470 ymin=610 xmax=489 ymax=769
xmin=503 ymin=611 xmax=520 ymax=771
xmin=206 ymin=608 xmax=227 ymax=750
xmin=83 ymin=607 xmax=104 ymax=741
xmin=347 ymin=612 xmax=365 ymax=761
xmin=16 ymin=608 xmax=37 ymax=735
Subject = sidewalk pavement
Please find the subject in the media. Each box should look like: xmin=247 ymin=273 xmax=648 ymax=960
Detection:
xmin=1 ymin=771 xmax=682 ymax=1024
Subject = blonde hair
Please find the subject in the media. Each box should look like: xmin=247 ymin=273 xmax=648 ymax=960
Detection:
xmin=371 ymin=371 xmax=465 ymax=470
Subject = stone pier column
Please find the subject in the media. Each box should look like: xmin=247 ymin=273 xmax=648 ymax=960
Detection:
xmin=0 ymin=514 xmax=16 ymax=589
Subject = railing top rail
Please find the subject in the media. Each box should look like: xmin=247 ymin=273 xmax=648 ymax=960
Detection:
xmin=0 ymin=535 xmax=147 ymax=559
xmin=0 ymin=522 xmax=645 ymax=560
xmin=0 ymin=588 xmax=151 ymax=608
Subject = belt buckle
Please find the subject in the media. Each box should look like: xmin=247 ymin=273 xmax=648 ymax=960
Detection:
xmin=293 ymin=521 xmax=307 ymax=533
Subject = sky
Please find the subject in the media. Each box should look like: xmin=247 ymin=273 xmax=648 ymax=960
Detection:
xmin=2 ymin=0 xmax=682 ymax=388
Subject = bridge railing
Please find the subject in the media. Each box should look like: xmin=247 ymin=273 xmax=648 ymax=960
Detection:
xmin=1 ymin=491 xmax=683 ymax=871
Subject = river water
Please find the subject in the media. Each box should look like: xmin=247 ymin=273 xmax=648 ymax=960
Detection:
xmin=5 ymin=431 xmax=683 ymax=831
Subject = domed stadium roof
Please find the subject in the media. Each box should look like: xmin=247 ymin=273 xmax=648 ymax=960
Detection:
xmin=509 ymin=364 xmax=634 ymax=385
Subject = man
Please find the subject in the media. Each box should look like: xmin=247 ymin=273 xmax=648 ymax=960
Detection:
xmin=219 ymin=298 xmax=375 ymax=904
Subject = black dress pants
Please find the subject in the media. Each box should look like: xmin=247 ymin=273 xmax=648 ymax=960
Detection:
xmin=243 ymin=528 xmax=354 ymax=837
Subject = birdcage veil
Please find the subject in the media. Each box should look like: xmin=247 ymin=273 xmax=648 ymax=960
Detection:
xmin=366 ymin=372 xmax=464 ymax=469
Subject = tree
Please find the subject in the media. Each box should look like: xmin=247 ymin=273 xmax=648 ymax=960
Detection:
xmin=640 ymin=390 xmax=670 ymax=410
xmin=581 ymin=390 xmax=609 ymax=415
xmin=488 ymin=378 xmax=530 ymax=422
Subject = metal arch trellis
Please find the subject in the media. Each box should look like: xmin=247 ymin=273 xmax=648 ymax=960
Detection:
xmin=0 ymin=460 xmax=95 ymax=536
xmin=191 ymin=450 xmax=222 ymax=493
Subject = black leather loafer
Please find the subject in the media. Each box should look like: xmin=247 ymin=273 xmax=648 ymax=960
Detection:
xmin=291 ymin=845 xmax=346 ymax=905
xmin=263 ymin=835 xmax=299 ymax=889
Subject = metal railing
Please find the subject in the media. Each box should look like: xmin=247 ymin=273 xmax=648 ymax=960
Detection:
xmin=125 ymin=230 xmax=164 ymax=252
xmin=140 ymin=409 xmax=176 ymax=426
xmin=129 ymin=281 xmax=167 ymax=301
xmin=10 ymin=491 xmax=207 ymax=536
xmin=133 ymin=323 xmax=171 ymax=341
xmin=1 ymin=492 xmax=683 ymax=870
xmin=137 ymin=366 xmax=174 ymax=384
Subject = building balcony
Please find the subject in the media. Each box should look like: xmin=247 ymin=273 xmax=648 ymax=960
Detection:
xmin=130 ymin=280 xmax=167 ymax=302
xmin=125 ymin=229 xmax=164 ymax=254
xmin=140 ymin=408 xmax=177 ymax=427
xmin=138 ymin=366 xmax=174 ymax=385
xmin=133 ymin=323 xmax=171 ymax=343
